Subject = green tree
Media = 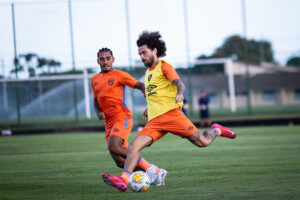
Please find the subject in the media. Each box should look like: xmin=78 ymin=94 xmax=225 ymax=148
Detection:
xmin=37 ymin=57 xmax=47 ymax=74
xmin=11 ymin=53 xmax=62 ymax=77
xmin=47 ymin=59 xmax=61 ymax=73
xmin=286 ymin=56 xmax=300 ymax=67
xmin=10 ymin=57 xmax=24 ymax=75
xmin=20 ymin=53 xmax=37 ymax=77
xmin=203 ymin=35 xmax=274 ymax=65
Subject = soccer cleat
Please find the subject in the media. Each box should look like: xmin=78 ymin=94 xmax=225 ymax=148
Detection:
xmin=146 ymin=164 xmax=158 ymax=184
xmin=156 ymin=168 xmax=167 ymax=186
xmin=212 ymin=123 xmax=236 ymax=139
xmin=102 ymin=173 xmax=128 ymax=192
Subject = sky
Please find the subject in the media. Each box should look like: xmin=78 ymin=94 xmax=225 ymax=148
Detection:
xmin=0 ymin=0 xmax=300 ymax=78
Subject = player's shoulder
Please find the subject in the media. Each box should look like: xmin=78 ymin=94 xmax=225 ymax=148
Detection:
xmin=91 ymin=73 xmax=100 ymax=81
xmin=161 ymin=59 xmax=174 ymax=68
xmin=114 ymin=68 xmax=131 ymax=76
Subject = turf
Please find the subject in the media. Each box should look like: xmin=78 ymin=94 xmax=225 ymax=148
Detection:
xmin=0 ymin=126 xmax=300 ymax=200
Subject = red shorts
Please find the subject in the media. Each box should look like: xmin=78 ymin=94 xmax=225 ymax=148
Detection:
xmin=105 ymin=118 xmax=133 ymax=147
xmin=138 ymin=108 xmax=198 ymax=143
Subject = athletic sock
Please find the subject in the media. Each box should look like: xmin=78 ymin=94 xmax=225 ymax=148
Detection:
xmin=121 ymin=170 xmax=131 ymax=185
xmin=137 ymin=156 xmax=152 ymax=170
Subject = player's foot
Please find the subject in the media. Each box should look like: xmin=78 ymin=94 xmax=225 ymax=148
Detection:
xmin=156 ymin=168 xmax=167 ymax=186
xmin=146 ymin=164 xmax=158 ymax=184
xmin=102 ymin=173 xmax=127 ymax=192
xmin=212 ymin=123 xmax=236 ymax=139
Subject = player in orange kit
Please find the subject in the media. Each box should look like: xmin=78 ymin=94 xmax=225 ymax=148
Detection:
xmin=101 ymin=32 xmax=236 ymax=192
xmin=92 ymin=48 xmax=164 ymax=185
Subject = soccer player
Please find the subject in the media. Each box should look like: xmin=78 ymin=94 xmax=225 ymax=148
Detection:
xmin=102 ymin=32 xmax=236 ymax=192
xmin=92 ymin=48 xmax=164 ymax=184
xmin=198 ymin=90 xmax=211 ymax=127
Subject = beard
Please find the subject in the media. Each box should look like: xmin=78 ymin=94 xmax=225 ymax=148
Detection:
xmin=143 ymin=56 xmax=154 ymax=68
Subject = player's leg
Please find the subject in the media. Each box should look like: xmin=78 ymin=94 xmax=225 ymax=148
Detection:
xmin=108 ymin=119 xmax=155 ymax=171
xmin=166 ymin=108 xmax=235 ymax=148
xmin=102 ymin=119 xmax=167 ymax=191
xmin=109 ymin=151 xmax=145 ymax=171
xmin=124 ymin=135 xmax=153 ymax=172
xmin=102 ymin=135 xmax=152 ymax=192
xmin=185 ymin=129 xmax=219 ymax=147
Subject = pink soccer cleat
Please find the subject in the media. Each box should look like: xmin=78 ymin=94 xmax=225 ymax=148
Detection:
xmin=212 ymin=123 xmax=236 ymax=139
xmin=102 ymin=173 xmax=128 ymax=192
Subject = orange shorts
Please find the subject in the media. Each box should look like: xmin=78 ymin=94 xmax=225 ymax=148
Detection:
xmin=138 ymin=108 xmax=198 ymax=143
xmin=105 ymin=118 xmax=133 ymax=148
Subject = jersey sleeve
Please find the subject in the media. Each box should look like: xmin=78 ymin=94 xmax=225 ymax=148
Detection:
xmin=91 ymin=77 xmax=97 ymax=98
xmin=161 ymin=62 xmax=180 ymax=83
xmin=118 ymin=70 xmax=139 ymax=88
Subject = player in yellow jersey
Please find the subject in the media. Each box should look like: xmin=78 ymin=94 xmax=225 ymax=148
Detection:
xmin=93 ymin=48 xmax=164 ymax=188
xmin=102 ymin=31 xmax=236 ymax=192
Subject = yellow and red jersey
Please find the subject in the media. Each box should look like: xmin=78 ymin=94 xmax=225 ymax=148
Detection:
xmin=91 ymin=68 xmax=138 ymax=122
xmin=145 ymin=59 xmax=183 ymax=121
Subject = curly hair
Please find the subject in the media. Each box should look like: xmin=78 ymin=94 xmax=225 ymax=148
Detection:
xmin=136 ymin=31 xmax=167 ymax=57
xmin=97 ymin=47 xmax=113 ymax=58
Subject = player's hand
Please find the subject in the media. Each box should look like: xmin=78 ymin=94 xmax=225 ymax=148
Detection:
xmin=143 ymin=109 xmax=148 ymax=121
xmin=98 ymin=112 xmax=105 ymax=121
xmin=175 ymin=94 xmax=184 ymax=103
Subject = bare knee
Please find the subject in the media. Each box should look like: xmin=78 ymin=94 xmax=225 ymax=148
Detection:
xmin=114 ymin=157 xmax=125 ymax=168
xmin=186 ymin=131 xmax=210 ymax=148
xmin=108 ymin=143 xmax=123 ymax=155
xmin=127 ymin=143 xmax=139 ymax=155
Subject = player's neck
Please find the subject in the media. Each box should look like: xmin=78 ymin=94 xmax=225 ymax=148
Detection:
xmin=151 ymin=59 xmax=159 ymax=68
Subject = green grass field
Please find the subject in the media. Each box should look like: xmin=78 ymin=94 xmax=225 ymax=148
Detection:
xmin=0 ymin=126 xmax=300 ymax=200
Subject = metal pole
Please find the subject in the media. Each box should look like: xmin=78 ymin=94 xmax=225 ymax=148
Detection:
xmin=226 ymin=59 xmax=236 ymax=112
xmin=183 ymin=0 xmax=193 ymax=116
xmin=83 ymin=67 xmax=91 ymax=119
xmin=1 ymin=60 xmax=8 ymax=112
xmin=125 ymin=0 xmax=135 ymax=116
xmin=68 ymin=0 xmax=79 ymax=122
xmin=11 ymin=3 xmax=21 ymax=125
xmin=241 ymin=0 xmax=252 ymax=115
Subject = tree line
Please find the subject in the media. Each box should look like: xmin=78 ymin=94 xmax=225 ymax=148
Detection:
xmin=9 ymin=35 xmax=300 ymax=77
xmin=11 ymin=53 xmax=61 ymax=77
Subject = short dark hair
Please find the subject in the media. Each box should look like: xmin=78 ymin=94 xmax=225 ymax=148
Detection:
xmin=136 ymin=31 xmax=166 ymax=57
xmin=97 ymin=48 xmax=113 ymax=58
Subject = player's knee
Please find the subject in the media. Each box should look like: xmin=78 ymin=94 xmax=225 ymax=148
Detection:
xmin=108 ymin=144 xmax=121 ymax=155
xmin=127 ymin=143 xmax=139 ymax=155
xmin=200 ymin=141 xmax=209 ymax=147
xmin=114 ymin=158 xmax=125 ymax=168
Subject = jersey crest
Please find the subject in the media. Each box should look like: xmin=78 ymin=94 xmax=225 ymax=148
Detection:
xmin=108 ymin=78 xmax=114 ymax=86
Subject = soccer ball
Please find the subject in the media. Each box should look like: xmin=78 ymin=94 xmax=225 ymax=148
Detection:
xmin=129 ymin=171 xmax=151 ymax=192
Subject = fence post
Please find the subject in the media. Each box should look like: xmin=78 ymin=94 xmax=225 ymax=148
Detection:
xmin=83 ymin=68 xmax=91 ymax=119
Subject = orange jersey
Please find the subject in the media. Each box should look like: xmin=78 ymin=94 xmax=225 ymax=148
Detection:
xmin=91 ymin=68 xmax=138 ymax=122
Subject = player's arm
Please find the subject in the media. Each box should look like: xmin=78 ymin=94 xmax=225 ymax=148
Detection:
xmin=161 ymin=62 xmax=185 ymax=103
xmin=119 ymin=71 xmax=145 ymax=96
xmin=134 ymin=81 xmax=145 ymax=97
xmin=93 ymin=98 xmax=105 ymax=121
xmin=143 ymin=108 xmax=148 ymax=121
xmin=173 ymin=79 xmax=185 ymax=103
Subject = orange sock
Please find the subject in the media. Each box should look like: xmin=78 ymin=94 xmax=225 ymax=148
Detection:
xmin=138 ymin=156 xmax=152 ymax=170
xmin=156 ymin=168 xmax=160 ymax=174
xmin=121 ymin=170 xmax=131 ymax=185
